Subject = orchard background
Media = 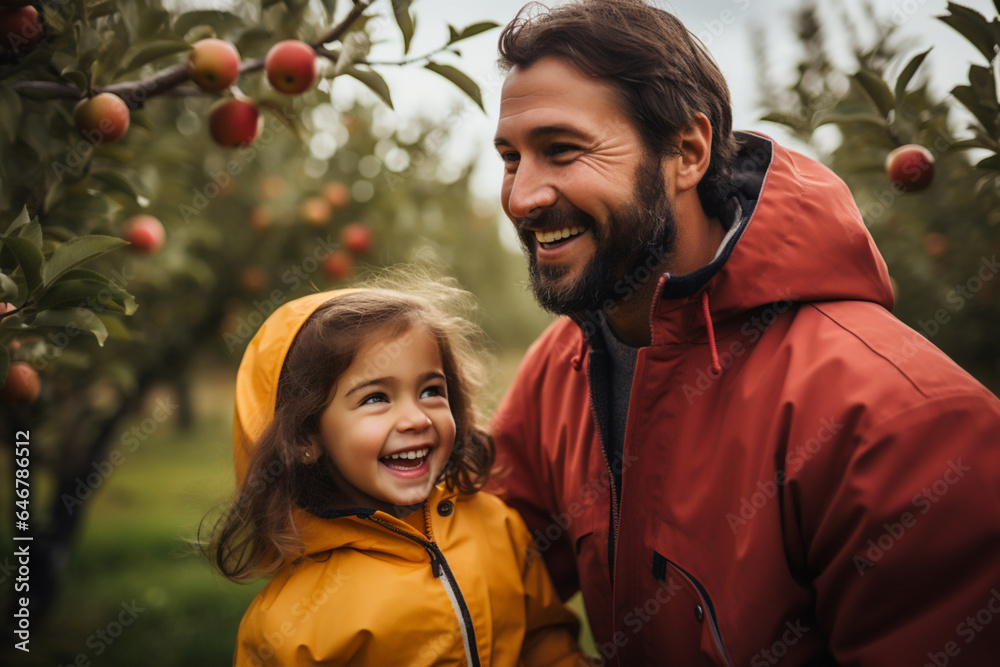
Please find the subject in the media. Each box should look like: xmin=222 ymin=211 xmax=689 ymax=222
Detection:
xmin=0 ymin=0 xmax=998 ymax=664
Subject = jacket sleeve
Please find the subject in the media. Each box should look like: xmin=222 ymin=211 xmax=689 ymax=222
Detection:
xmin=508 ymin=509 xmax=587 ymax=667
xmin=801 ymin=392 xmax=1000 ymax=666
xmin=491 ymin=349 xmax=581 ymax=601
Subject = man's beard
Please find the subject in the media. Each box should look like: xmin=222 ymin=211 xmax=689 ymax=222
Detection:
xmin=518 ymin=153 xmax=676 ymax=317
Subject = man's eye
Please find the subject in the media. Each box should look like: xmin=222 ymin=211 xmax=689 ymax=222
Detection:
xmin=550 ymin=144 xmax=580 ymax=156
xmin=499 ymin=151 xmax=519 ymax=163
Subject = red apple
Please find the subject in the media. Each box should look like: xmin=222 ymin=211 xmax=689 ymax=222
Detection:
xmin=886 ymin=144 xmax=935 ymax=193
xmin=208 ymin=98 xmax=261 ymax=147
xmin=123 ymin=215 xmax=165 ymax=254
xmin=188 ymin=38 xmax=241 ymax=92
xmin=258 ymin=175 xmax=284 ymax=200
xmin=265 ymin=40 xmax=317 ymax=95
xmin=1 ymin=362 xmax=40 ymax=405
xmin=240 ymin=266 xmax=268 ymax=293
xmin=300 ymin=196 xmax=331 ymax=227
xmin=322 ymin=250 xmax=353 ymax=281
xmin=341 ymin=222 xmax=373 ymax=255
xmin=74 ymin=93 xmax=130 ymax=144
xmin=323 ymin=181 xmax=351 ymax=209
xmin=249 ymin=206 xmax=270 ymax=232
xmin=924 ymin=233 xmax=948 ymax=258
xmin=0 ymin=6 xmax=42 ymax=54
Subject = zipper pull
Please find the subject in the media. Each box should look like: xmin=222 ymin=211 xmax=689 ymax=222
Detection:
xmin=426 ymin=545 xmax=443 ymax=578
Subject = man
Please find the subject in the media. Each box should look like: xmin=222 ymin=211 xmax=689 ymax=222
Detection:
xmin=489 ymin=1 xmax=1000 ymax=665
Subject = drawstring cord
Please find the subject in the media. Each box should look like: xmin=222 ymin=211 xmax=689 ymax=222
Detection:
xmin=701 ymin=291 xmax=722 ymax=374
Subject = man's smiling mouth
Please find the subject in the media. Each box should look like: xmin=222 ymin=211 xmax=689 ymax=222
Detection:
xmin=535 ymin=225 xmax=586 ymax=248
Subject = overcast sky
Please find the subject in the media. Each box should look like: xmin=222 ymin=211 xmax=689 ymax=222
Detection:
xmin=318 ymin=0 xmax=996 ymax=246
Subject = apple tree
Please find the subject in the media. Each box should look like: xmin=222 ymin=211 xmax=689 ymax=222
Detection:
xmin=756 ymin=1 xmax=1000 ymax=390
xmin=0 ymin=0 xmax=514 ymax=630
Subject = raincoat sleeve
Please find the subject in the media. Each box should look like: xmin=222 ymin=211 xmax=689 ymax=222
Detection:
xmin=509 ymin=509 xmax=587 ymax=666
xmin=802 ymin=392 xmax=1000 ymax=665
xmin=491 ymin=355 xmax=581 ymax=602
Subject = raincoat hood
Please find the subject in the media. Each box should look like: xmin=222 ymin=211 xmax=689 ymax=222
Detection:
xmin=682 ymin=131 xmax=894 ymax=322
xmin=233 ymin=289 xmax=360 ymax=485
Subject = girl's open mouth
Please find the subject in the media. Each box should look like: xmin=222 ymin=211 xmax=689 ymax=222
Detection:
xmin=380 ymin=447 xmax=431 ymax=476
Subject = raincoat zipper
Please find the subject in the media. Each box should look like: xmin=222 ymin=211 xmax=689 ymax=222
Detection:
xmin=368 ymin=515 xmax=481 ymax=667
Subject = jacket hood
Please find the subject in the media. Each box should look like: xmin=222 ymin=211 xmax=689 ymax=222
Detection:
xmin=653 ymin=131 xmax=894 ymax=335
xmin=233 ymin=289 xmax=361 ymax=485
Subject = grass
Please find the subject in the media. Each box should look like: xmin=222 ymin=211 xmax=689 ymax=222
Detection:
xmin=4 ymin=352 xmax=595 ymax=666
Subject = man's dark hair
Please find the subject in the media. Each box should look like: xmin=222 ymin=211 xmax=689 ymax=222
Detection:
xmin=498 ymin=0 xmax=739 ymax=220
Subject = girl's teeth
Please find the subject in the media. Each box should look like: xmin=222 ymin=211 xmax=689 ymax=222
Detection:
xmin=535 ymin=226 xmax=585 ymax=244
xmin=388 ymin=447 xmax=429 ymax=460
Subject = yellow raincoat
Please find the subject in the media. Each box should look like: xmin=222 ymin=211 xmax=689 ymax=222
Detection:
xmin=232 ymin=290 xmax=583 ymax=666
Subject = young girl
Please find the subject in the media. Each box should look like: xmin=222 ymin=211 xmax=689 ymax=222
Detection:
xmin=208 ymin=280 xmax=584 ymax=666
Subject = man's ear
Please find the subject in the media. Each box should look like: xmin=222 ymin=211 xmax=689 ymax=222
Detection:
xmin=673 ymin=112 xmax=713 ymax=193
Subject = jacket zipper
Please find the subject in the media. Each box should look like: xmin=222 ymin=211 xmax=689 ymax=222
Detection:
xmin=585 ymin=352 xmax=623 ymax=665
xmin=368 ymin=516 xmax=481 ymax=667
xmin=664 ymin=557 xmax=732 ymax=667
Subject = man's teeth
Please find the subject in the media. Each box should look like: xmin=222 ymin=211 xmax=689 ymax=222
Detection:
xmin=388 ymin=448 xmax=429 ymax=460
xmin=535 ymin=226 xmax=585 ymax=244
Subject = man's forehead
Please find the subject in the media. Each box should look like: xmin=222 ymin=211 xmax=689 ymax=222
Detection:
xmin=496 ymin=56 xmax=625 ymax=137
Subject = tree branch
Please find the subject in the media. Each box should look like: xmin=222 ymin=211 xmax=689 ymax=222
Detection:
xmin=11 ymin=0 xmax=372 ymax=107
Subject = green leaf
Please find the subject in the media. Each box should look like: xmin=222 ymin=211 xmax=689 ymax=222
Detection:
xmin=425 ymin=62 xmax=484 ymax=110
xmin=29 ymin=307 xmax=108 ymax=346
xmin=35 ymin=272 xmax=136 ymax=314
xmin=120 ymin=39 xmax=191 ymax=73
xmin=173 ymin=10 xmax=246 ymax=38
xmin=895 ymin=48 xmax=932 ymax=103
xmin=319 ymin=0 xmax=337 ymax=22
xmin=5 ymin=206 xmax=31 ymax=235
xmin=61 ymin=69 xmax=90 ymax=92
xmin=97 ymin=314 xmax=139 ymax=341
xmin=939 ymin=3 xmax=997 ymax=63
xmin=0 ymin=236 xmax=43 ymax=294
xmin=852 ymin=69 xmax=895 ymax=119
xmin=75 ymin=23 xmax=104 ymax=58
xmin=0 ymin=85 xmax=22 ymax=144
xmin=968 ymin=64 xmax=999 ymax=107
xmin=17 ymin=220 xmax=43 ymax=251
xmin=952 ymin=84 xmax=1000 ymax=134
xmin=91 ymin=168 xmax=149 ymax=202
xmin=392 ymin=0 xmax=415 ymax=55
xmin=447 ymin=21 xmax=500 ymax=45
xmin=0 ymin=272 xmax=17 ymax=301
xmin=814 ymin=111 xmax=889 ymax=129
xmin=345 ymin=65 xmax=394 ymax=109
xmin=36 ymin=279 xmax=113 ymax=311
xmin=976 ymin=153 xmax=1000 ymax=170
xmin=0 ymin=345 xmax=8 ymax=389
xmin=41 ymin=236 xmax=130 ymax=287
xmin=139 ymin=8 xmax=171 ymax=39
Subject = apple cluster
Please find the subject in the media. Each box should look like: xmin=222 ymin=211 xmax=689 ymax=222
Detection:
xmin=67 ymin=36 xmax=319 ymax=149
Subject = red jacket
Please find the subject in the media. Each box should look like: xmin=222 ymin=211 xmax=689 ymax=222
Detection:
xmin=492 ymin=132 xmax=1000 ymax=666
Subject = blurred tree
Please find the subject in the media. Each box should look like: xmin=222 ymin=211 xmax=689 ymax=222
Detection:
xmin=756 ymin=0 xmax=1000 ymax=391
xmin=0 ymin=0 xmax=541 ymax=635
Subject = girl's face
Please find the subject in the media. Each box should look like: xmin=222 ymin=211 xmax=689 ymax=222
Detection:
xmin=312 ymin=325 xmax=456 ymax=512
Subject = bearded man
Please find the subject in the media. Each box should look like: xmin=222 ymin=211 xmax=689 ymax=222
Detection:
xmin=490 ymin=1 xmax=1000 ymax=665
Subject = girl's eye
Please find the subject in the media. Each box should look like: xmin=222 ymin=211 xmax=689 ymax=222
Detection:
xmin=361 ymin=392 xmax=388 ymax=405
xmin=421 ymin=385 xmax=446 ymax=399
xmin=499 ymin=151 xmax=519 ymax=164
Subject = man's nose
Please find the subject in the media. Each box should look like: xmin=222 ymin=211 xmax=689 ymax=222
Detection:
xmin=505 ymin=162 xmax=557 ymax=220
